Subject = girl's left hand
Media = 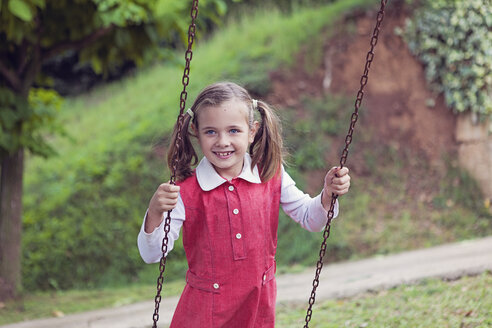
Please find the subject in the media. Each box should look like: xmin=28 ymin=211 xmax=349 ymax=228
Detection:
xmin=322 ymin=166 xmax=351 ymax=202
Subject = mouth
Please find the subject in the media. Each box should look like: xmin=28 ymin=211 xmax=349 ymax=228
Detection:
xmin=213 ymin=151 xmax=234 ymax=159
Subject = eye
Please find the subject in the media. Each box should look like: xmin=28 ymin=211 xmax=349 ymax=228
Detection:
xmin=204 ymin=130 xmax=216 ymax=135
xmin=230 ymin=128 xmax=239 ymax=134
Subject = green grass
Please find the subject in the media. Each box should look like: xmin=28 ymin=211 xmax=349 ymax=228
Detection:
xmin=276 ymin=273 xmax=492 ymax=328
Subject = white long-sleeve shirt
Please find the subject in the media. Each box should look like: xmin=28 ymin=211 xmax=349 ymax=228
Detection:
xmin=138 ymin=154 xmax=338 ymax=263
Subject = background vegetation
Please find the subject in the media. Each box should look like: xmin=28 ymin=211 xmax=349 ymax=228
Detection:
xmin=403 ymin=0 xmax=492 ymax=124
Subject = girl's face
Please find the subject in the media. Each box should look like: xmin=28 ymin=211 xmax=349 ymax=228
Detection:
xmin=194 ymin=99 xmax=258 ymax=180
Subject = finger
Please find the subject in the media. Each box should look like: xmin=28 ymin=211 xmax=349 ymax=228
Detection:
xmin=169 ymin=185 xmax=180 ymax=192
xmin=325 ymin=167 xmax=339 ymax=181
xmin=332 ymin=179 xmax=350 ymax=190
xmin=159 ymin=197 xmax=178 ymax=206
xmin=330 ymin=166 xmax=340 ymax=175
xmin=332 ymin=175 xmax=350 ymax=185
xmin=160 ymin=191 xmax=179 ymax=199
xmin=158 ymin=182 xmax=178 ymax=191
xmin=334 ymin=167 xmax=341 ymax=178
xmin=161 ymin=184 xmax=180 ymax=192
xmin=332 ymin=184 xmax=347 ymax=192
xmin=333 ymin=186 xmax=350 ymax=195
xmin=160 ymin=198 xmax=178 ymax=207
xmin=336 ymin=167 xmax=349 ymax=177
xmin=158 ymin=182 xmax=169 ymax=190
xmin=337 ymin=180 xmax=351 ymax=189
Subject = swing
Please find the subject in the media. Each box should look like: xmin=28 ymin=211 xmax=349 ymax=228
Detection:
xmin=151 ymin=1 xmax=389 ymax=327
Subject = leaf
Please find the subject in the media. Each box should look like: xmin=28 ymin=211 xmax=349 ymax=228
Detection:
xmin=214 ymin=0 xmax=227 ymax=16
xmin=91 ymin=57 xmax=103 ymax=74
xmin=8 ymin=0 xmax=33 ymax=22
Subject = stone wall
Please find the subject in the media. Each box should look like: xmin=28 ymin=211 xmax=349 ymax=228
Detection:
xmin=456 ymin=113 xmax=492 ymax=201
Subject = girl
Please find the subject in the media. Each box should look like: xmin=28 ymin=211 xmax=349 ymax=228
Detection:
xmin=138 ymin=82 xmax=350 ymax=327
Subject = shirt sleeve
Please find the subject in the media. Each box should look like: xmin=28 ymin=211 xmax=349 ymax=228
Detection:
xmin=137 ymin=194 xmax=185 ymax=263
xmin=280 ymin=166 xmax=339 ymax=232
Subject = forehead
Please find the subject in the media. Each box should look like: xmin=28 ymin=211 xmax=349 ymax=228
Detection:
xmin=198 ymin=99 xmax=250 ymax=126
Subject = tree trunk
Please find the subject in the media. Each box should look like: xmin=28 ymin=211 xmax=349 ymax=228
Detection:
xmin=0 ymin=148 xmax=24 ymax=301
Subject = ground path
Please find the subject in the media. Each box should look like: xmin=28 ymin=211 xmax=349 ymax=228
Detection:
xmin=2 ymin=236 xmax=491 ymax=328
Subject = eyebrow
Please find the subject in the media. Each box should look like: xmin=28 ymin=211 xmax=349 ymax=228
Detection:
xmin=200 ymin=126 xmax=216 ymax=131
xmin=200 ymin=125 xmax=243 ymax=131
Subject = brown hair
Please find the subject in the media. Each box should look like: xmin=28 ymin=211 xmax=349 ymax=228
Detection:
xmin=167 ymin=82 xmax=285 ymax=182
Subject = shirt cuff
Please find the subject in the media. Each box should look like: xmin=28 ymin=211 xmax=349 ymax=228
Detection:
xmin=140 ymin=209 xmax=164 ymax=239
xmin=314 ymin=192 xmax=339 ymax=219
xmin=312 ymin=193 xmax=328 ymax=217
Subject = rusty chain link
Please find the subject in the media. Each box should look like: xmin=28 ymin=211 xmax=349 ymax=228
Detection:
xmin=151 ymin=1 xmax=199 ymax=327
xmin=303 ymin=1 xmax=389 ymax=327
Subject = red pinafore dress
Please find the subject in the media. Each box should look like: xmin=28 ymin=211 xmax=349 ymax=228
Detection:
xmin=171 ymin=171 xmax=281 ymax=327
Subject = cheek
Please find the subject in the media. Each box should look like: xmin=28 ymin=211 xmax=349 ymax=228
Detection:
xmin=201 ymin=138 xmax=213 ymax=149
xmin=197 ymin=136 xmax=209 ymax=150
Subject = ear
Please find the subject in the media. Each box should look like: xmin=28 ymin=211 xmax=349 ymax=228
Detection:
xmin=249 ymin=121 xmax=260 ymax=143
xmin=191 ymin=122 xmax=198 ymax=137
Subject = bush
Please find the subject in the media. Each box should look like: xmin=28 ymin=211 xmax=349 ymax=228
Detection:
xmin=22 ymin=139 xmax=163 ymax=289
xmin=403 ymin=0 xmax=492 ymax=122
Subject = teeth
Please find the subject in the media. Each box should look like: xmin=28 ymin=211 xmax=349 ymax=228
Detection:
xmin=216 ymin=151 xmax=232 ymax=156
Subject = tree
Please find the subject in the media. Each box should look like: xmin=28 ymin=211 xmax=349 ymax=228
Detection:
xmin=0 ymin=0 xmax=230 ymax=301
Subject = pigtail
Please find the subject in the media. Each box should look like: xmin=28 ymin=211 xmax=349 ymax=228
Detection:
xmin=249 ymin=101 xmax=284 ymax=182
xmin=167 ymin=113 xmax=198 ymax=181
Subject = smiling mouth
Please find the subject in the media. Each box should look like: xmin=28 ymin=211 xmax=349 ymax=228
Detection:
xmin=214 ymin=151 xmax=234 ymax=158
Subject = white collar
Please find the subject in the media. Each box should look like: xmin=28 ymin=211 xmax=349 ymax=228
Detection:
xmin=196 ymin=153 xmax=261 ymax=191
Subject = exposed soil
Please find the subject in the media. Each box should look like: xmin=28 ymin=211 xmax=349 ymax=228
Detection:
xmin=266 ymin=4 xmax=458 ymax=194
xmin=329 ymin=10 xmax=456 ymax=160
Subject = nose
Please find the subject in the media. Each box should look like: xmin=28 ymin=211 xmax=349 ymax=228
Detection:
xmin=216 ymin=133 xmax=231 ymax=147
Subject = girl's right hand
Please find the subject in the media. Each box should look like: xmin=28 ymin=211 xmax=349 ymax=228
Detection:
xmin=145 ymin=183 xmax=180 ymax=232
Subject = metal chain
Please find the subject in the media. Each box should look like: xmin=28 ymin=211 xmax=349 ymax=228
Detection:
xmin=151 ymin=1 xmax=199 ymax=327
xmin=303 ymin=1 xmax=388 ymax=326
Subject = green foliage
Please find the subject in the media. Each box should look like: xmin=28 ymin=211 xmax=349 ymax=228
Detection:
xmin=403 ymin=0 xmax=492 ymax=121
xmin=7 ymin=0 xmax=34 ymax=22
xmin=0 ymin=87 xmax=63 ymax=158
xmin=23 ymin=143 xmax=159 ymax=289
